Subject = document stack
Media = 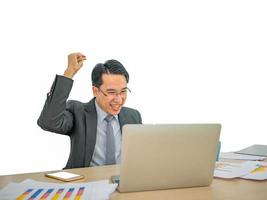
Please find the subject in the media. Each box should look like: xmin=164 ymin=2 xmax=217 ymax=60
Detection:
xmin=214 ymin=144 xmax=267 ymax=180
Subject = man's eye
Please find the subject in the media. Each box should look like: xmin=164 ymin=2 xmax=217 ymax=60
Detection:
xmin=107 ymin=92 xmax=116 ymax=95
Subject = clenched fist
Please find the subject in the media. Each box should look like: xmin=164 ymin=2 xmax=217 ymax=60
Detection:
xmin=64 ymin=52 xmax=87 ymax=79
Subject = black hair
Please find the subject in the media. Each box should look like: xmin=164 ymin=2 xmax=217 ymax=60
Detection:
xmin=91 ymin=59 xmax=129 ymax=87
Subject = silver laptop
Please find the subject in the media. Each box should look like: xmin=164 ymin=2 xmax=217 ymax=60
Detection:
xmin=112 ymin=124 xmax=221 ymax=193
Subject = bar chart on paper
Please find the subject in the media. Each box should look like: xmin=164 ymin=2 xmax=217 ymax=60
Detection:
xmin=16 ymin=187 xmax=84 ymax=200
xmin=0 ymin=179 xmax=117 ymax=200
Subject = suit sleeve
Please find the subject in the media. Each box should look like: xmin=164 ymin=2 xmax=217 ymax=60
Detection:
xmin=37 ymin=75 xmax=74 ymax=135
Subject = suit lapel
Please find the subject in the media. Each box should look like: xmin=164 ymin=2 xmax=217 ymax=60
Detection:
xmin=84 ymin=98 xmax=97 ymax=167
xmin=118 ymin=108 xmax=129 ymax=132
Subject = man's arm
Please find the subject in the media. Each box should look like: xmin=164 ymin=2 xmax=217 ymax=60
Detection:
xmin=37 ymin=53 xmax=87 ymax=134
xmin=37 ymin=75 xmax=74 ymax=134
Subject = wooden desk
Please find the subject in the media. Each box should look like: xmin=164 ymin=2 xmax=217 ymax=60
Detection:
xmin=0 ymin=164 xmax=266 ymax=200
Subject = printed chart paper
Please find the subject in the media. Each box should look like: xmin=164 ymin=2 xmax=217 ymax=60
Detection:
xmin=0 ymin=179 xmax=117 ymax=200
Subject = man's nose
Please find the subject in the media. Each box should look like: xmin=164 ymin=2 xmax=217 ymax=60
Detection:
xmin=113 ymin=93 xmax=124 ymax=103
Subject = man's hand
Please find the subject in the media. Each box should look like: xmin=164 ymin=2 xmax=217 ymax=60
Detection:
xmin=63 ymin=52 xmax=87 ymax=79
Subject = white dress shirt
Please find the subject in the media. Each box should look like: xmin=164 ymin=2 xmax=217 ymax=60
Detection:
xmin=90 ymin=101 xmax=121 ymax=166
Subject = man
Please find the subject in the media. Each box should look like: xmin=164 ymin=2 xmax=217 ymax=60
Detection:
xmin=38 ymin=52 xmax=142 ymax=169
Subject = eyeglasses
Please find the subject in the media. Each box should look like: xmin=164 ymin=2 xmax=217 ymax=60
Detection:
xmin=98 ymin=87 xmax=131 ymax=98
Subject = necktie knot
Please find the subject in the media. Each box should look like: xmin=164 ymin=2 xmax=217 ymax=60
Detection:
xmin=105 ymin=115 xmax=114 ymax=123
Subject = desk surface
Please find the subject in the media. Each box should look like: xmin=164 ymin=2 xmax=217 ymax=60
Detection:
xmin=0 ymin=164 xmax=266 ymax=200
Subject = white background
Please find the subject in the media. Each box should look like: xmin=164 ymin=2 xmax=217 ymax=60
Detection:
xmin=0 ymin=0 xmax=266 ymax=175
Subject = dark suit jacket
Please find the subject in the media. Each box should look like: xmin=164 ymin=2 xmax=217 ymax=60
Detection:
xmin=37 ymin=75 xmax=142 ymax=169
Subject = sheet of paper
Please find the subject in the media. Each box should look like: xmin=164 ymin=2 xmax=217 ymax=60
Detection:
xmin=258 ymin=161 xmax=267 ymax=167
xmin=214 ymin=161 xmax=259 ymax=179
xmin=241 ymin=165 xmax=267 ymax=180
xmin=219 ymin=152 xmax=266 ymax=160
xmin=0 ymin=179 xmax=117 ymax=200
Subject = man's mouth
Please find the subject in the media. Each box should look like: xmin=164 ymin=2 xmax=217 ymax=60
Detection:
xmin=110 ymin=104 xmax=122 ymax=111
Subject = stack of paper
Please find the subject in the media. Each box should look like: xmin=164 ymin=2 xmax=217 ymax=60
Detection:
xmin=0 ymin=179 xmax=117 ymax=200
xmin=219 ymin=152 xmax=266 ymax=160
xmin=214 ymin=161 xmax=267 ymax=180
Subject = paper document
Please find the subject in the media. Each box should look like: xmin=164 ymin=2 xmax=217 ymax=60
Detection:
xmin=0 ymin=179 xmax=117 ymax=200
xmin=258 ymin=161 xmax=267 ymax=167
xmin=241 ymin=162 xmax=267 ymax=180
xmin=214 ymin=161 xmax=267 ymax=180
xmin=219 ymin=152 xmax=266 ymax=161
xmin=214 ymin=161 xmax=258 ymax=179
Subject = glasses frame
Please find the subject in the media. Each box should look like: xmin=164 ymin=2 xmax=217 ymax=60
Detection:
xmin=98 ymin=87 xmax=131 ymax=98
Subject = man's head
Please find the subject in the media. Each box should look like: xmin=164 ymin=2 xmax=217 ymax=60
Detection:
xmin=92 ymin=60 xmax=130 ymax=115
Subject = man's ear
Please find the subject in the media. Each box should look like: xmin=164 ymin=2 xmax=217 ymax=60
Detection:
xmin=92 ymin=86 xmax=98 ymax=97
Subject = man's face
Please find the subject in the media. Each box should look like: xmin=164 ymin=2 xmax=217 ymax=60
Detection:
xmin=93 ymin=74 xmax=128 ymax=115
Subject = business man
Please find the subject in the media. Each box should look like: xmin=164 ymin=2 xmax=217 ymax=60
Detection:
xmin=38 ymin=52 xmax=142 ymax=169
